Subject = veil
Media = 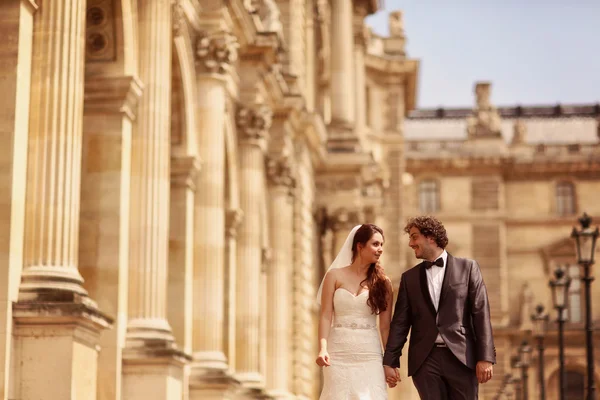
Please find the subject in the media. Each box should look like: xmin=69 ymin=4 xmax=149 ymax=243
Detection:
xmin=316 ymin=224 xmax=362 ymax=306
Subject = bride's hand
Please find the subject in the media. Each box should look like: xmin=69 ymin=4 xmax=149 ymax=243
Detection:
xmin=316 ymin=350 xmax=331 ymax=367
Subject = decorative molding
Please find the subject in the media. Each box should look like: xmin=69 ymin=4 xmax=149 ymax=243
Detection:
xmin=84 ymin=76 xmax=143 ymax=120
xmin=315 ymin=175 xmax=361 ymax=193
xmin=170 ymin=156 xmax=201 ymax=191
xmin=226 ymin=208 xmax=244 ymax=239
xmin=409 ymin=103 xmax=600 ymax=120
xmin=236 ymin=104 xmax=273 ymax=148
xmin=266 ymin=153 xmax=295 ymax=190
xmin=85 ymin=0 xmax=117 ymax=62
xmin=195 ymin=31 xmax=239 ymax=75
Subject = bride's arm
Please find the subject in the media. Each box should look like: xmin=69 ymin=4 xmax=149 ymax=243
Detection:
xmin=378 ymin=278 xmax=394 ymax=349
xmin=318 ymin=271 xmax=337 ymax=355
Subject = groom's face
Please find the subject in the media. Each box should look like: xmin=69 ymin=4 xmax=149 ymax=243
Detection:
xmin=408 ymin=227 xmax=435 ymax=260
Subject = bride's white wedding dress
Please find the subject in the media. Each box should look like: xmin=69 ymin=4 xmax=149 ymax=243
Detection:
xmin=319 ymin=288 xmax=388 ymax=399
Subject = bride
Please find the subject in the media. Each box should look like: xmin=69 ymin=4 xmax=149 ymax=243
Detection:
xmin=316 ymin=224 xmax=396 ymax=399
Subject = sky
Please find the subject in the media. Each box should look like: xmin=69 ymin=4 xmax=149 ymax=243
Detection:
xmin=365 ymin=1 xmax=600 ymax=109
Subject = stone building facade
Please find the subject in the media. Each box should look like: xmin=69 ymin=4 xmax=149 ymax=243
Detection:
xmin=404 ymin=82 xmax=600 ymax=399
xmin=0 ymin=0 xmax=418 ymax=399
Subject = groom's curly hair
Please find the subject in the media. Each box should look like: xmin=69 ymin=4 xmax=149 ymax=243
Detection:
xmin=404 ymin=216 xmax=449 ymax=249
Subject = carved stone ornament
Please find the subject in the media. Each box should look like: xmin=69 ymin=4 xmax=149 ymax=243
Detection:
xmin=226 ymin=208 xmax=244 ymax=239
xmin=266 ymin=153 xmax=295 ymax=189
xmin=236 ymin=104 xmax=273 ymax=144
xmin=389 ymin=11 xmax=404 ymax=37
xmin=172 ymin=0 xmax=185 ymax=37
xmin=511 ymin=119 xmax=527 ymax=145
xmin=466 ymin=82 xmax=502 ymax=138
xmin=195 ymin=31 xmax=239 ymax=74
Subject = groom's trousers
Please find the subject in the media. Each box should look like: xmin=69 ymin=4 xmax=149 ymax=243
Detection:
xmin=412 ymin=345 xmax=478 ymax=400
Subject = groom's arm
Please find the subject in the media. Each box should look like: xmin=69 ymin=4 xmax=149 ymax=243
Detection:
xmin=468 ymin=260 xmax=496 ymax=364
xmin=382 ymin=273 xmax=411 ymax=369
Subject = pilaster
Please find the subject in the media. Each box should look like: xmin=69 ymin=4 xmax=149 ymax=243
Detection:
xmin=0 ymin=1 xmax=36 ymax=397
xmin=81 ymin=74 xmax=142 ymax=400
xmin=168 ymin=155 xmax=201 ymax=356
xmin=265 ymin=151 xmax=295 ymax=398
xmin=235 ymin=102 xmax=272 ymax=389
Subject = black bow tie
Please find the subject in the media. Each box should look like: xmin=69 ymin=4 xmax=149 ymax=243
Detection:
xmin=424 ymin=258 xmax=444 ymax=269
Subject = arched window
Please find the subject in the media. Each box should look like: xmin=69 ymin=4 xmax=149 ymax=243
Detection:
xmin=556 ymin=181 xmax=576 ymax=216
xmin=565 ymin=370 xmax=585 ymax=399
xmin=419 ymin=180 xmax=439 ymax=213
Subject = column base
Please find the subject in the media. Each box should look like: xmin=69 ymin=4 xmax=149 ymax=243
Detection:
xmin=12 ymin=294 xmax=112 ymax=400
xmin=327 ymin=120 xmax=359 ymax=153
xmin=18 ymin=265 xmax=88 ymax=299
xmin=265 ymin=390 xmax=295 ymax=400
xmin=239 ymin=387 xmax=275 ymax=400
xmin=236 ymin=371 xmax=265 ymax=390
xmin=189 ymin=367 xmax=240 ymax=400
xmin=192 ymin=350 xmax=229 ymax=371
xmin=122 ymin=339 xmax=192 ymax=400
xmin=126 ymin=317 xmax=176 ymax=344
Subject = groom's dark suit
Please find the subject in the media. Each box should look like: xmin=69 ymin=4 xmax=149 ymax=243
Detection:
xmin=383 ymin=253 xmax=496 ymax=399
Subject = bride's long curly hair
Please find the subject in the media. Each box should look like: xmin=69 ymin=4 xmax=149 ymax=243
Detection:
xmin=351 ymin=224 xmax=389 ymax=315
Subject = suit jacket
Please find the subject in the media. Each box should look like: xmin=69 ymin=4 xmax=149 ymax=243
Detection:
xmin=382 ymin=253 xmax=496 ymax=376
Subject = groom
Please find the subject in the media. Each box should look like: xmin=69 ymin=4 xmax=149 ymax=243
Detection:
xmin=383 ymin=216 xmax=496 ymax=399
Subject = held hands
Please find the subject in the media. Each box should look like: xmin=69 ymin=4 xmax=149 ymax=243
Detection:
xmin=476 ymin=361 xmax=493 ymax=384
xmin=384 ymin=366 xmax=400 ymax=388
xmin=316 ymin=350 xmax=331 ymax=367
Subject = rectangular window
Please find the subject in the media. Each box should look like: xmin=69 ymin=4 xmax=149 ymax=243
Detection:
xmin=418 ymin=180 xmax=439 ymax=213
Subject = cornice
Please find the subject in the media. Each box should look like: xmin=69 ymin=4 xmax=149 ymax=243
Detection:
xmin=365 ymin=56 xmax=419 ymax=113
xmin=406 ymin=156 xmax=600 ymax=180
xmin=83 ymin=75 xmax=143 ymax=120
xmin=226 ymin=0 xmax=260 ymax=50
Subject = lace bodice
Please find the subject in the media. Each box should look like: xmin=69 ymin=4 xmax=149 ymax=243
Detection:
xmin=332 ymin=289 xmax=377 ymax=330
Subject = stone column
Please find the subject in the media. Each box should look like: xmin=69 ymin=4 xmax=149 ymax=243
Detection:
xmin=123 ymin=1 xmax=188 ymax=398
xmin=330 ymin=0 xmax=354 ymax=127
xmin=12 ymin=1 xmax=112 ymax=399
xmin=188 ymin=30 xmax=240 ymax=399
xmin=330 ymin=208 xmax=361 ymax=253
xmin=353 ymin=6 xmax=368 ymax=136
xmin=235 ymin=103 xmax=272 ymax=388
xmin=265 ymin=154 xmax=295 ymax=398
xmin=224 ymin=208 xmax=243 ymax=369
xmin=80 ymin=75 xmax=142 ymax=400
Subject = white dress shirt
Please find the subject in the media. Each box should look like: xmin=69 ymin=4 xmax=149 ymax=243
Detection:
xmin=426 ymin=250 xmax=448 ymax=344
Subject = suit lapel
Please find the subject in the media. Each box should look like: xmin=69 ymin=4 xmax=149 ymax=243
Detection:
xmin=419 ymin=263 xmax=437 ymax=317
xmin=439 ymin=253 xmax=453 ymax=307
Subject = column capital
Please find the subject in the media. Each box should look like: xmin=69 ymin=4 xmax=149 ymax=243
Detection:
xmin=171 ymin=155 xmax=201 ymax=191
xmin=84 ymin=76 xmax=143 ymax=120
xmin=236 ymin=104 xmax=273 ymax=149
xmin=226 ymin=208 xmax=244 ymax=239
xmin=266 ymin=154 xmax=295 ymax=191
xmin=195 ymin=30 xmax=239 ymax=75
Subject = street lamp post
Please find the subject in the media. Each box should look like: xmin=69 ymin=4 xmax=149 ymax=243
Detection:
xmin=531 ymin=304 xmax=549 ymax=400
xmin=550 ymin=267 xmax=571 ymax=400
xmin=571 ymin=212 xmax=599 ymax=400
xmin=519 ymin=340 xmax=532 ymax=400
xmin=511 ymin=355 xmax=523 ymax=400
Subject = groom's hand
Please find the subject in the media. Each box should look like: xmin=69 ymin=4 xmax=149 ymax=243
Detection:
xmin=476 ymin=361 xmax=493 ymax=383
xmin=384 ymin=366 xmax=400 ymax=388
